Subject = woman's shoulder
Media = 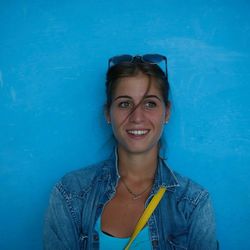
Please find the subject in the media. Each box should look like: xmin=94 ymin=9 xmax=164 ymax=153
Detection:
xmin=56 ymin=158 xmax=114 ymax=194
xmin=170 ymin=169 xmax=210 ymax=206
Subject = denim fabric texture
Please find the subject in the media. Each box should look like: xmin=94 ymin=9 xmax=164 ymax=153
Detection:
xmin=44 ymin=150 xmax=218 ymax=250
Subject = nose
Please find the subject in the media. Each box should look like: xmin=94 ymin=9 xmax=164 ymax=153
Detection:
xmin=128 ymin=106 xmax=145 ymax=123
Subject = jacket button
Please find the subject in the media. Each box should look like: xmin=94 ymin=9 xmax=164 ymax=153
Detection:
xmin=152 ymin=239 xmax=158 ymax=247
xmin=93 ymin=235 xmax=99 ymax=241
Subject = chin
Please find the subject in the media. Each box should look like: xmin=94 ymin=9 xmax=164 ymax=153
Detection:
xmin=119 ymin=143 xmax=158 ymax=155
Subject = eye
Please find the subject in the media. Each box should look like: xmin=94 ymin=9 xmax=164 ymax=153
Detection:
xmin=118 ymin=101 xmax=133 ymax=109
xmin=144 ymin=101 xmax=157 ymax=109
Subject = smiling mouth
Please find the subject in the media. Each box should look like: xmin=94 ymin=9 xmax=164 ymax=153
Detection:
xmin=127 ymin=129 xmax=150 ymax=136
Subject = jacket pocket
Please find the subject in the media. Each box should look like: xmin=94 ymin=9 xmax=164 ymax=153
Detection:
xmin=167 ymin=230 xmax=188 ymax=250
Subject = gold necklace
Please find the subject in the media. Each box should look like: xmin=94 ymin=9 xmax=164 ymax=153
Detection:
xmin=120 ymin=178 xmax=152 ymax=200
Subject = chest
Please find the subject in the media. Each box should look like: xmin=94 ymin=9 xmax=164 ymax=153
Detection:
xmin=101 ymin=184 xmax=149 ymax=238
xmin=80 ymin=182 xmax=189 ymax=249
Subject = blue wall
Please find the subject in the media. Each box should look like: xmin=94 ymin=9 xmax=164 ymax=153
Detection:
xmin=0 ymin=1 xmax=249 ymax=249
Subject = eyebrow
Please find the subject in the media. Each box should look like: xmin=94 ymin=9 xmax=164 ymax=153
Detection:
xmin=114 ymin=95 xmax=132 ymax=101
xmin=145 ymin=95 xmax=162 ymax=101
xmin=114 ymin=95 xmax=162 ymax=101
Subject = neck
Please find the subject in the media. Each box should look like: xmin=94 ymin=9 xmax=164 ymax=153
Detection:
xmin=117 ymin=146 xmax=158 ymax=181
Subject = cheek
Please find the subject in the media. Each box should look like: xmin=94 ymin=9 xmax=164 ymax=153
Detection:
xmin=149 ymin=110 xmax=166 ymax=124
xmin=110 ymin=109 xmax=128 ymax=127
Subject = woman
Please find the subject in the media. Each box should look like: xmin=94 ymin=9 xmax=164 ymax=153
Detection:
xmin=44 ymin=54 xmax=218 ymax=249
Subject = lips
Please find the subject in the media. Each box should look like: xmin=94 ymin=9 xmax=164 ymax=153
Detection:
xmin=126 ymin=129 xmax=150 ymax=138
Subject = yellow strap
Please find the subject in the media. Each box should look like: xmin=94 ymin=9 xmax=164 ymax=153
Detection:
xmin=124 ymin=187 xmax=166 ymax=250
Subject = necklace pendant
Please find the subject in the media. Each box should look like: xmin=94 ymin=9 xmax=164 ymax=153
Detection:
xmin=120 ymin=178 xmax=153 ymax=201
xmin=133 ymin=195 xmax=141 ymax=200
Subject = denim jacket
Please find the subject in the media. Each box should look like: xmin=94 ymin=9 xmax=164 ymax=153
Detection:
xmin=44 ymin=151 xmax=218 ymax=250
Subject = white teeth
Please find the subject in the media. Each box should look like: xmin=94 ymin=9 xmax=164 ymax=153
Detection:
xmin=127 ymin=130 xmax=148 ymax=135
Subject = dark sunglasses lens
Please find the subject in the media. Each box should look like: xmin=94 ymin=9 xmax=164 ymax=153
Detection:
xmin=143 ymin=54 xmax=165 ymax=63
xmin=111 ymin=55 xmax=133 ymax=65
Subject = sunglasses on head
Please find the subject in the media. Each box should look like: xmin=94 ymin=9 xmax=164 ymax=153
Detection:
xmin=108 ymin=54 xmax=168 ymax=77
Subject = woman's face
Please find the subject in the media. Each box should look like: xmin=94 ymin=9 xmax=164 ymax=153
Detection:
xmin=106 ymin=73 xmax=170 ymax=155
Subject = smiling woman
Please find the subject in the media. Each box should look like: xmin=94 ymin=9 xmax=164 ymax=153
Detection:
xmin=106 ymin=72 xmax=170 ymax=156
xmin=44 ymin=54 xmax=219 ymax=250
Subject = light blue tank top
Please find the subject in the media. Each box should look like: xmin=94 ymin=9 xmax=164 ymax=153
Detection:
xmin=95 ymin=216 xmax=152 ymax=250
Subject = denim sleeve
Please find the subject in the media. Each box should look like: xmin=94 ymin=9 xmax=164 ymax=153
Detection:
xmin=187 ymin=192 xmax=219 ymax=250
xmin=43 ymin=184 xmax=80 ymax=250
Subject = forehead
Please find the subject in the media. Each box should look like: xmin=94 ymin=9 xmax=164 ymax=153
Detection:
xmin=114 ymin=74 xmax=162 ymax=99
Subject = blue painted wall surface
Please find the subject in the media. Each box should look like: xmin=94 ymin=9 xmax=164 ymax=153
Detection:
xmin=0 ymin=1 xmax=249 ymax=249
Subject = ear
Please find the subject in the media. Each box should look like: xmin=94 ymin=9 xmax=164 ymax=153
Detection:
xmin=104 ymin=105 xmax=111 ymax=124
xmin=165 ymin=101 xmax=171 ymax=122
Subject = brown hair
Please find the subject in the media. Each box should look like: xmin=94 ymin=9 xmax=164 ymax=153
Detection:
xmin=105 ymin=61 xmax=170 ymax=111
